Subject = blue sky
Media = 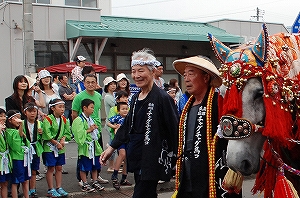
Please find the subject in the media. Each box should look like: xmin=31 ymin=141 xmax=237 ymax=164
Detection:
xmin=111 ymin=0 xmax=299 ymax=27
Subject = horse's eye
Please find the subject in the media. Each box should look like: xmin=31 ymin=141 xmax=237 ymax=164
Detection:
xmin=254 ymin=89 xmax=264 ymax=100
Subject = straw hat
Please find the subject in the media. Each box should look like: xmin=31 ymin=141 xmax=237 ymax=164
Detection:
xmin=24 ymin=75 xmax=36 ymax=89
xmin=173 ymin=55 xmax=222 ymax=87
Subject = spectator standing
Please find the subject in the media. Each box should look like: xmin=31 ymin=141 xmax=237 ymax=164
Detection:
xmin=177 ymin=91 xmax=191 ymax=116
xmin=72 ymin=99 xmax=105 ymax=192
xmin=22 ymin=102 xmax=43 ymax=198
xmin=5 ymin=75 xmax=35 ymax=119
xmin=103 ymin=77 xmax=117 ymax=118
xmin=6 ymin=110 xmax=30 ymax=198
xmin=72 ymin=74 xmax=108 ymax=185
xmin=172 ymin=56 xmax=241 ymax=197
xmin=153 ymin=62 xmax=165 ymax=89
xmin=34 ymin=70 xmax=60 ymax=119
xmin=71 ymin=55 xmax=86 ymax=86
xmin=100 ymin=48 xmax=179 ymax=198
xmin=76 ymin=66 xmax=102 ymax=94
xmin=24 ymin=75 xmax=46 ymax=109
xmin=107 ymin=102 xmax=131 ymax=190
xmin=169 ymin=78 xmax=183 ymax=104
xmin=163 ymin=83 xmax=177 ymax=105
xmin=0 ymin=108 xmax=11 ymax=198
xmin=115 ymin=73 xmax=133 ymax=103
xmin=52 ymin=74 xmax=60 ymax=94
xmin=42 ymin=99 xmax=71 ymax=197
xmin=58 ymin=74 xmax=76 ymax=124
xmin=107 ymin=90 xmax=129 ymax=139
xmin=103 ymin=76 xmax=117 ymax=173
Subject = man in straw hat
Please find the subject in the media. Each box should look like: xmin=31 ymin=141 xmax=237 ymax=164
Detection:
xmin=172 ymin=55 xmax=242 ymax=198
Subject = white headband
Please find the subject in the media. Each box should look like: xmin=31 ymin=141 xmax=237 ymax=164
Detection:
xmin=167 ymin=88 xmax=176 ymax=94
xmin=8 ymin=112 xmax=21 ymax=120
xmin=131 ymin=59 xmax=161 ymax=67
xmin=49 ymin=101 xmax=65 ymax=107
xmin=24 ymin=105 xmax=38 ymax=112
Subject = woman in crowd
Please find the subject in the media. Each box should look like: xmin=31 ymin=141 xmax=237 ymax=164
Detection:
xmin=34 ymin=70 xmax=60 ymax=119
xmin=5 ymin=75 xmax=35 ymax=119
xmin=115 ymin=73 xmax=133 ymax=104
xmin=103 ymin=76 xmax=117 ymax=173
xmin=169 ymin=78 xmax=182 ymax=104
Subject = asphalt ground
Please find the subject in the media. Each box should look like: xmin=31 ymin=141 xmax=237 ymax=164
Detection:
xmin=31 ymin=127 xmax=262 ymax=198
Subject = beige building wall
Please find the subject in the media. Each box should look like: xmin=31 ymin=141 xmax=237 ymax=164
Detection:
xmin=208 ymin=19 xmax=289 ymax=42
xmin=0 ymin=2 xmax=103 ymax=105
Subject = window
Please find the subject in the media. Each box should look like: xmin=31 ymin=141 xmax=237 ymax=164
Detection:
xmin=35 ymin=41 xmax=69 ymax=68
xmin=99 ymin=56 xmax=113 ymax=70
xmin=65 ymin=0 xmax=80 ymax=6
xmin=36 ymin=0 xmax=50 ymax=3
xmin=117 ymin=56 xmax=131 ymax=70
xmin=65 ymin=0 xmax=97 ymax=8
xmin=166 ymin=57 xmax=178 ymax=71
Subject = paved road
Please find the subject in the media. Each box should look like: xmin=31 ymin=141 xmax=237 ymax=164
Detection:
xmin=34 ymin=127 xmax=263 ymax=198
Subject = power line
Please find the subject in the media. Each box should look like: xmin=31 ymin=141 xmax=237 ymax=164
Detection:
xmin=112 ymin=0 xmax=175 ymax=8
xmin=179 ymin=8 xmax=254 ymax=21
xmin=250 ymin=7 xmax=264 ymax=21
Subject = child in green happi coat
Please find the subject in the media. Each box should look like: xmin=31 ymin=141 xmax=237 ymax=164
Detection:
xmin=72 ymin=99 xmax=104 ymax=192
xmin=0 ymin=108 xmax=12 ymax=198
xmin=42 ymin=99 xmax=71 ymax=197
xmin=22 ymin=102 xmax=43 ymax=198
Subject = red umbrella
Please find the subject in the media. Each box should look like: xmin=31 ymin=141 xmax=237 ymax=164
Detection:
xmin=42 ymin=62 xmax=107 ymax=73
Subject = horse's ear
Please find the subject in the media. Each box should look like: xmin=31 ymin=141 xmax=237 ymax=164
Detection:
xmin=208 ymin=33 xmax=232 ymax=64
xmin=251 ymin=23 xmax=269 ymax=66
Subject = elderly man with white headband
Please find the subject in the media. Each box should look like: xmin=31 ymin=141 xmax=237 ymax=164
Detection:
xmin=100 ymin=48 xmax=179 ymax=198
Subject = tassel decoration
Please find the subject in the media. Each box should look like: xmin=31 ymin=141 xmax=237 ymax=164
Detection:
xmin=274 ymin=168 xmax=299 ymax=198
xmin=222 ymin=168 xmax=243 ymax=194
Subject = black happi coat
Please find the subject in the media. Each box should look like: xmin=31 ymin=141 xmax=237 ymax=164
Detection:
xmin=111 ymin=83 xmax=179 ymax=181
xmin=177 ymin=89 xmax=242 ymax=198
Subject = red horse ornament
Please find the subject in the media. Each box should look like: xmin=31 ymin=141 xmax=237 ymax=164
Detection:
xmin=208 ymin=24 xmax=300 ymax=197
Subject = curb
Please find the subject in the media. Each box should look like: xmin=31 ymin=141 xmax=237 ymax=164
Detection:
xmin=39 ymin=179 xmax=175 ymax=198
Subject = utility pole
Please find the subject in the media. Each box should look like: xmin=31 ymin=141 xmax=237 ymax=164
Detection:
xmin=23 ymin=0 xmax=36 ymax=75
xmin=251 ymin=7 xmax=264 ymax=21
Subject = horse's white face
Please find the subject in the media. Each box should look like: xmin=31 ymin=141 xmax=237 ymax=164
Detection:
xmin=226 ymin=78 xmax=267 ymax=176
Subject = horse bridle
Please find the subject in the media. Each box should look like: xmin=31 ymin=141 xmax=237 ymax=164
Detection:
xmin=220 ymin=114 xmax=264 ymax=139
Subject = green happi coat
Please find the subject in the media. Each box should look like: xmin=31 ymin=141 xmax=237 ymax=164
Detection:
xmin=72 ymin=115 xmax=103 ymax=157
xmin=6 ymin=128 xmax=30 ymax=160
xmin=22 ymin=120 xmax=44 ymax=157
xmin=42 ymin=114 xmax=71 ymax=154
xmin=0 ymin=131 xmax=12 ymax=173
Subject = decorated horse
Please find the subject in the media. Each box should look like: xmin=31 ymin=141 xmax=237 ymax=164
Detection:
xmin=208 ymin=24 xmax=300 ymax=197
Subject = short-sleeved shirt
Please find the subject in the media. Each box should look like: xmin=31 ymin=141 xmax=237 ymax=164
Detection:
xmin=109 ymin=114 xmax=124 ymax=125
xmin=58 ymin=84 xmax=75 ymax=110
xmin=104 ymin=93 xmax=115 ymax=118
xmin=72 ymin=90 xmax=102 ymax=130
xmin=34 ymin=90 xmax=60 ymax=115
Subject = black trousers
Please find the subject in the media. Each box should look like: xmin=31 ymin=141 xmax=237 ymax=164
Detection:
xmin=132 ymin=171 xmax=158 ymax=198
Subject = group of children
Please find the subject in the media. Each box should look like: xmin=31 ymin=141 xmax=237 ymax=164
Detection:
xmin=0 ymin=92 xmax=131 ymax=198
xmin=0 ymin=99 xmax=71 ymax=198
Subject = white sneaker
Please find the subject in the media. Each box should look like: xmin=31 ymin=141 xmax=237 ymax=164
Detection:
xmin=97 ymin=176 xmax=109 ymax=184
xmin=78 ymin=180 xmax=84 ymax=187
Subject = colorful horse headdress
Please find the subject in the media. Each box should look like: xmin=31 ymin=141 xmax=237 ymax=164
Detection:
xmin=208 ymin=24 xmax=300 ymax=148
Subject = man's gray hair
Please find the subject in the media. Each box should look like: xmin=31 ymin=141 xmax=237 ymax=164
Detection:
xmin=131 ymin=48 xmax=160 ymax=70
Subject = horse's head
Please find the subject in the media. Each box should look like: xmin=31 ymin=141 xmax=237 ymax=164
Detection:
xmin=208 ymin=24 xmax=300 ymax=176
